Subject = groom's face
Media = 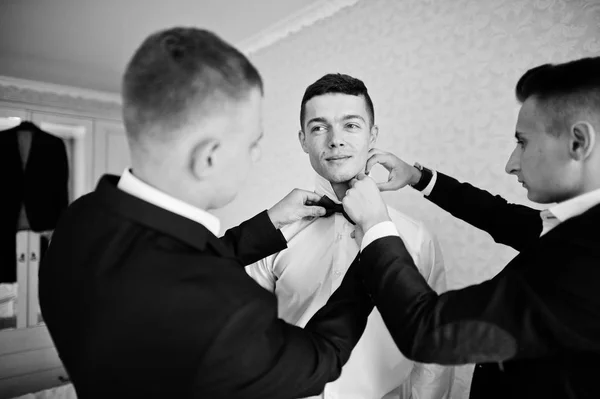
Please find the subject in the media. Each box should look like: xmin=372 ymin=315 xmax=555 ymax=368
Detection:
xmin=299 ymin=93 xmax=378 ymax=183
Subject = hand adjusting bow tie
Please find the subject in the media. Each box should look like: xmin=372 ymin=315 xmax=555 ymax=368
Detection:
xmin=316 ymin=195 xmax=355 ymax=225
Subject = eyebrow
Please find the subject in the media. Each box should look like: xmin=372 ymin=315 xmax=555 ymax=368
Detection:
xmin=306 ymin=117 xmax=329 ymax=126
xmin=341 ymin=114 xmax=366 ymax=123
xmin=306 ymin=114 xmax=366 ymax=126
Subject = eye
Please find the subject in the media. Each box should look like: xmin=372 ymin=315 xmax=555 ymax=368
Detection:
xmin=311 ymin=125 xmax=326 ymax=133
xmin=346 ymin=123 xmax=360 ymax=129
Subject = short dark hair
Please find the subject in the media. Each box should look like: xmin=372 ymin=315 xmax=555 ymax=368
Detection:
xmin=300 ymin=73 xmax=375 ymax=129
xmin=122 ymin=27 xmax=263 ymax=142
xmin=515 ymin=57 xmax=600 ymax=135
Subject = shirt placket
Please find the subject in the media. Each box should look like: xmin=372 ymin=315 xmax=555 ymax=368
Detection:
xmin=330 ymin=215 xmax=354 ymax=294
xmin=322 ymin=216 xmax=351 ymax=399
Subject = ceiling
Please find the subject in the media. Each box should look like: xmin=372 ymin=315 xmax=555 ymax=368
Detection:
xmin=0 ymin=0 xmax=321 ymax=94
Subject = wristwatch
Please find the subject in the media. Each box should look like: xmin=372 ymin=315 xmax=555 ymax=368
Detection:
xmin=410 ymin=162 xmax=433 ymax=191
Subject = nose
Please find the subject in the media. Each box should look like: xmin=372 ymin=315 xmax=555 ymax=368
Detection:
xmin=505 ymin=146 xmax=520 ymax=175
xmin=328 ymin=127 xmax=345 ymax=148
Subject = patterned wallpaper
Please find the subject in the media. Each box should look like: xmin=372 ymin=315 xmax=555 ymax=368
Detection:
xmin=213 ymin=0 xmax=600 ymax=397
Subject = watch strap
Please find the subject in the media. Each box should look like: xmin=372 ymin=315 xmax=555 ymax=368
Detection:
xmin=410 ymin=163 xmax=433 ymax=191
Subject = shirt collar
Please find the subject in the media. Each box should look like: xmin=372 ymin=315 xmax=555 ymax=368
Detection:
xmin=117 ymin=168 xmax=221 ymax=236
xmin=314 ymin=173 xmax=342 ymax=203
xmin=547 ymin=187 xmax=600 ymax=223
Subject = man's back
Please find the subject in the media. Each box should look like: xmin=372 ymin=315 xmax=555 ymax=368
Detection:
xmin=40 ymin=176 xmax=374 ymax=399
xmin=39 ymin=177 xmax=275 ymax=397
xmin=426 ymin=173 xmax=600 ymax=399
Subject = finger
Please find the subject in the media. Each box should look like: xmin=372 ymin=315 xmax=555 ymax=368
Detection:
xmin=355 ymin=171 xmax=367 ymax=180
xmin=376 ymin=180 xmax=403 ymax=192
xmin=303 ymin=191 xmax=323 ymax=204
xmin=365 ymin=153 xmax=392 ymax=174
xmin=367 ymin=148 xmax=386 ymax=157
xmin=302 ymin=205 xmax=326 ymax=218
xmin=348 ymin=177 xmax=359 ymax=188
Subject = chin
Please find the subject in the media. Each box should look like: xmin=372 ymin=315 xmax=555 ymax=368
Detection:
xmin=321 ymin=167 xmax=362 ymax=183
xmin=526 ymin=190 xmax=555 ymax=205
xmin=211 ymin=191 xmax=238 ymax=210
xmin=324 ymin=173 xmax=356 ymax=184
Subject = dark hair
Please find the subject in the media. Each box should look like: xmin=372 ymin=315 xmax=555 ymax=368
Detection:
xmin=515 ymin=57 xmax=600 ymax=135
xmin=299 ymin=73 xmax=375 ymax=129
xmin=122 ymin=27 xmax=263 ymax=142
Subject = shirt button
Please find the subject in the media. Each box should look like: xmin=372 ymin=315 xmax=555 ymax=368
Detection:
xmin=333 ymin=270 xmax=341 ymax=277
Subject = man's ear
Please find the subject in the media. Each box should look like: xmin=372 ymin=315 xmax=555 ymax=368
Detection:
xmin=190 ymin=138 xmax=221 ymax=180
xmin=298 ymin=129 xmax=309 ymax=153
xmin=368 ymin=125 xmax=379 ymax=149
xmin=569 ymin=121 xmax=596 ymax=161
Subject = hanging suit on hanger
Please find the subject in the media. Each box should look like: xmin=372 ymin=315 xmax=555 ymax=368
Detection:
xmin=1 ymin=121 xmax=69 ymax=283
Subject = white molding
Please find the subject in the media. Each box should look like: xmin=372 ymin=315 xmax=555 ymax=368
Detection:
xmin=0 ymin=75 xmax=122 ymax=119
xmin=237 ymin=0 xmax=361 ymax=55
xmin=0 ymin=76 xmax=121 ymax=104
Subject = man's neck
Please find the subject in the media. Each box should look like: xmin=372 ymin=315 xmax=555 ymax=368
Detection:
xmin=131 ymin=165 xmax=211 ymax=210
xmin=331 ymin=181 xmax=351 ymax=201
xmin=556 ymin=179 xmax=600 ymax=204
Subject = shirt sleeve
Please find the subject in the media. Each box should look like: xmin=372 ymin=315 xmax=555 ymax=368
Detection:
xmin=245 ymin=255 xmax=277 ymax=292
xmin=361 ymin=221 xmax=399 ymax=252
xmin=421 ymin=170 xmax=438 ymax=197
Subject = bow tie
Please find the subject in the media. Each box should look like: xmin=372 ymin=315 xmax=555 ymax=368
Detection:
xmin=317 ymin=195 xmax=355 ymax=225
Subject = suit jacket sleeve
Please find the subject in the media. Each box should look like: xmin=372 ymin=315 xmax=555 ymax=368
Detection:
xmin=360 ymin=235 xmax=600 ymax=366
xmin=427 ymin=172 xmax=542 ymax=251
xmin=219 ymin=210 xmax=287 ymax=266
xmin=201 ymin=254 xmax=373 ymax=398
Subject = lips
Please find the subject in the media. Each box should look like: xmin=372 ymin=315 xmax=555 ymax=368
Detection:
xmin=325 ymin=155 xmax=352 ymax=161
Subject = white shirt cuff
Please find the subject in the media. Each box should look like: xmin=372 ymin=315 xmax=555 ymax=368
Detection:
xmin=420 ymin=170 xmax=438 ymax=196
xmin=361 ymin=221 xmax=399 ymax=252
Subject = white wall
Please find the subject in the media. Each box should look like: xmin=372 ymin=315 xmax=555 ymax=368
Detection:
xmin=212 ymin=0 xmax=600 ymax=396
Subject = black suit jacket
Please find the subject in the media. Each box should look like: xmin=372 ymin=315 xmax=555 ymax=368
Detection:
xmin=39 ymin=175 xmax=372 ymax=399
xmin=1 ymin=121 xmax=69 ymax=282
xmin=355 ymin=172 xmax=600 ymax=399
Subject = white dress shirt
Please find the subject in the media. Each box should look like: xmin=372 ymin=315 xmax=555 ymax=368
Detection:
xmin=246 ymin=174 xmax=453 ymax=399
xmin=539 ymin=187 xmax=600 ymax=236
xmin=117 ymin=168 xmax=221 ymax=236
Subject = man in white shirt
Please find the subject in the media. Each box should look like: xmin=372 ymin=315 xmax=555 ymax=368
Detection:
xmin=339 ymin=56 xmax=600 ymax=399
xmin=246 ymin=73 xmax=454 ymax=399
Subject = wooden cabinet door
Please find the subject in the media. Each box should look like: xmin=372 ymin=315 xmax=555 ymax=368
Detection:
xmin=30 ymin=111 xmax=94 ymax=199
xmin=93 ymin=119 xmax=130 ymax=184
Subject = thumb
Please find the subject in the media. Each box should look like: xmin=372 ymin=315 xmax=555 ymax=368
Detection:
xmin=349 ymin=172 xmax=368 ymax=188
xmin=376 ymin=180 xmax=403 ymax=192
xmin=355 ymin=171 xmax=368 ymax=180
xmin=303 ymin=190 xmax=323 ymax=205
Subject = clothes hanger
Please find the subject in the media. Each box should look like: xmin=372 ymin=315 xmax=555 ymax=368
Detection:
xmin=18 ymin=120 xmax=39 ymax=130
